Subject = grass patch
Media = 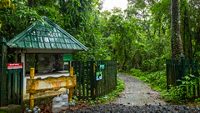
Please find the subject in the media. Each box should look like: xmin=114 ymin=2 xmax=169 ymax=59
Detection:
xmin=130 ymin=69 xmax=166 ymax=92
xmin=130 ymin=68 xmax=200 ymax=106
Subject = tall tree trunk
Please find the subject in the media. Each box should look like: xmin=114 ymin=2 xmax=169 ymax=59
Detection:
xmin=171 ymin=0 xmax=184 ymax=59
xmin=182 ymin=7 xmax=192 ymax=60
xmin=181 ymin=0 xmax=192 ymax=60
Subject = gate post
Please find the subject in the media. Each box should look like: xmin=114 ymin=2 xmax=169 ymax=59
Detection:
xmin=91 ymin=60 xmax=96 ymax=99
xmin=0 ymin=37 xmax=7 ymax=106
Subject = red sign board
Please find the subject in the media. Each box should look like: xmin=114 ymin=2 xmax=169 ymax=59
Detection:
xmin=7 ymin=63 xmax=23 ymax=70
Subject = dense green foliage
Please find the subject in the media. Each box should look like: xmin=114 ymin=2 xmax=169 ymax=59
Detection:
xmin=162 ymin=75 xmax=200 ymax=103
xmin=1 ymin=0 xmax=200 ymax=65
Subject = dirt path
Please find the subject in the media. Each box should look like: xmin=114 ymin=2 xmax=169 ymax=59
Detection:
xmin=64 ymin=73 xmax=200 ymax=113
xmin=112 ymin=73 xmax=166 ymax=106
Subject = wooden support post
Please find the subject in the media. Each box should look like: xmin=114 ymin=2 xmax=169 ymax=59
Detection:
xmin=69 ymin=65 xmax=74 ymax=102
xmin=29 ymin=68 xmax=35 ymax=110
xmin=0 ymin=37 xmax=7 ymax=106
xmin=68 ymin=88 xmax=74 ymax=102
xmin=21 ymin=53 xmax=26 ymax=96
xmin=70 ymin=66 xmax=74 ymax=77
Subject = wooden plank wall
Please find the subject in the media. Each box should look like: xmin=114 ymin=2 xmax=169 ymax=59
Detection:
xmin=72 ymin=60 xmax=117 ymax=100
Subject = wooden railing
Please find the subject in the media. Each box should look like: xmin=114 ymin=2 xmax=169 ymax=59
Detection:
xmin=26 ymin=67 xmax=76 ymax=109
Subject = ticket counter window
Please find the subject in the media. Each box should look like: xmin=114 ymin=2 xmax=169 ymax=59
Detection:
xmin=25 ymin=54 xmax=68 ymax=75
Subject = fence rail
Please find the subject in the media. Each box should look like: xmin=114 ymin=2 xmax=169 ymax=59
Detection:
xmin=72 ymin=60 xmax=117 ymax=100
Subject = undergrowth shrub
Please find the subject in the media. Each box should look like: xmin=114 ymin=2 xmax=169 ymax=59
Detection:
xmin=163 ymin=74 xmax=200 ymax=102
xmin=130 ymin=69 xmax=200 ymax=104
xmin=130 ymin=68 xmax=166 ymax=91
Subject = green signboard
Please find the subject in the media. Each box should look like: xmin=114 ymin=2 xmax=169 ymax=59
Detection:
xmin=63 ymin=54 xmax=73 ymax=61
xmin=96 ymin=64 xmax=105 ymax=81
xmin=96 ymin=71 xmax=103 ymax=80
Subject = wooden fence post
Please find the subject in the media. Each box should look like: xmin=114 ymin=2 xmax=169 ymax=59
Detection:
xmin=91 ymin=60 xmax=96 ymax=99
xmin=0 ymin=37 xmax=7 ymax=106
xmin=29 ymin=68 xmax=35 ymax=110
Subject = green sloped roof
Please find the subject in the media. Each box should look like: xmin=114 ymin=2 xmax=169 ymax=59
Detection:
xmin=7 ymin=17 xmax=88 ymax=52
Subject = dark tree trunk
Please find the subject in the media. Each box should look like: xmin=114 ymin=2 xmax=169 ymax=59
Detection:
xmin=171 ymin=0 xmax=184 ymax=59
xmin=182 ymin=5 xmax=192 ymax=60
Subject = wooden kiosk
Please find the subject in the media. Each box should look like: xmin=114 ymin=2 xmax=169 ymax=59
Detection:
xmin=4 ymin=17 xmax=87 ymax=106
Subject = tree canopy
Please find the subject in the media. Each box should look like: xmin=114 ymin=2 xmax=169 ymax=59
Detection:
xmin=0 ymin=0 xmax=200 ymax=71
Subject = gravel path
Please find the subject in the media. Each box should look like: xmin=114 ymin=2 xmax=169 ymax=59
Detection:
xmin=112 ymin=73 xmax=166 ymax=106
xmin=65 ymin=104 xmax=200 ymax=113
xmin=63 ymin=73 xmax=200 ymax=113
